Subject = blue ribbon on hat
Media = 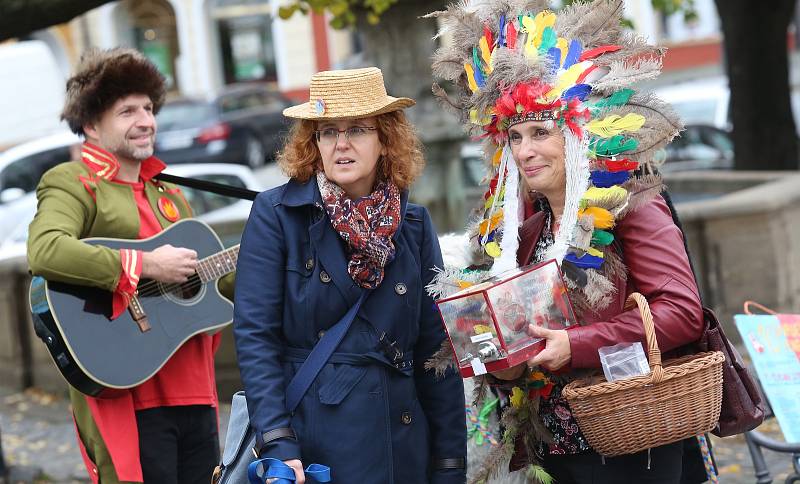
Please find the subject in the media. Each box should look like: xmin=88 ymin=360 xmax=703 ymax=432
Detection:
xmin=248 ymin=458 xmax=331 ymax=484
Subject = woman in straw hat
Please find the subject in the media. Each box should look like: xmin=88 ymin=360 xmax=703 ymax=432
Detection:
xmin=426 ymin=1 xmax=714 ymax=483
xmin=232 ymin=67 xmax=467 ymax=484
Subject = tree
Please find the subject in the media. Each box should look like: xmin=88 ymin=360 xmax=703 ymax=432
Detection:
xmin=714 ymin=0 xmax=798 ymax=170
xmin=0 ymin=0 xmax=116 ymax=42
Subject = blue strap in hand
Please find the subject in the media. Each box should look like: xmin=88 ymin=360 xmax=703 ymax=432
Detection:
xmin=247 ymin=458 xmax=331 ymax=483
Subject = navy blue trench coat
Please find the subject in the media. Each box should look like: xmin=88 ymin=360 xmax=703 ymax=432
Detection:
xmin=233 ymin=177 xmax=467 ymax=484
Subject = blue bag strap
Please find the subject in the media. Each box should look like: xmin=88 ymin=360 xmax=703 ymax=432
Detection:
xmin=284 ymin=292 xmax=367 ymax=413
xmin=248 ymin=458 xmax=331 ymax=483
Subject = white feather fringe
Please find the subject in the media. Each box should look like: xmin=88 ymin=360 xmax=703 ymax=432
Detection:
xmin=542 ymin=129 xmax=590 ymax=264
xmin=491 ymin=144 xmax=521 ymax=276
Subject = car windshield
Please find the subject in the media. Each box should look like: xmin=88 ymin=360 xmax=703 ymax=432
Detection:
xmin=669 ymin=99 xmax=720 ymax=126
xmin=157 ymin=102 xmax=216 ymax=130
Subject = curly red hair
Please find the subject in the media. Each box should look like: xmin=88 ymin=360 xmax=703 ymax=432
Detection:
xmin=277 ymin=111 xmax=425 ymax=191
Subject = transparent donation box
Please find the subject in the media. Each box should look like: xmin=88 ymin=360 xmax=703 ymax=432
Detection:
xmin=436 ymin=260 xmax=578 ymax=378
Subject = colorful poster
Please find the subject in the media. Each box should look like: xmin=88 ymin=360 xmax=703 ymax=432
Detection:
xmin=735 ymin=314 xmax=800 ymax=443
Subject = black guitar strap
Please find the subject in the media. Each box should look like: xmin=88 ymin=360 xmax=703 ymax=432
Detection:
xmin=154 ymin=173 xmax=260 ymax=201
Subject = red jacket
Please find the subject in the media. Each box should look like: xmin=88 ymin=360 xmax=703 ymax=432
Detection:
xmin=520 ymin=195 xmax=705 ymax=369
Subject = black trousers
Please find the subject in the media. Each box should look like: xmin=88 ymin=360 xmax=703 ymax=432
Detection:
xmin=542 ymin=440 xmax=685 ymax=484
xmin=135 ymin=405 xmax=219 ymax=484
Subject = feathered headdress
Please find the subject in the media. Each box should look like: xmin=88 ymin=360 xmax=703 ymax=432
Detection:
xmin=426 ymin=0 xmax=682 ymax=314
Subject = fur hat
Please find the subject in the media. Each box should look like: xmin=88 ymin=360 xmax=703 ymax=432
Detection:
xmin=61 ymin=47 xmax=166 ymax=136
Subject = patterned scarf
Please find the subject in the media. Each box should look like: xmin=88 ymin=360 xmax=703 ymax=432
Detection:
xmin=316 ymin=171 xmax=401 ymax=289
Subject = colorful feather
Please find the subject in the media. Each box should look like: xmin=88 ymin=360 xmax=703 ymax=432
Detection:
xmin=586 ymin=113 xmax=646 ymax=137
xmin=546 ymin=60 xmax=593 ymax=100
xmin=590 ymin=88 xmax=634 ymax=112
xmin=548 ymin=47 xmax=562 ymax=72
xmin=590 ymin=170 xmax=629 ymax=188
xmin=538 ymin=27 xmax=557 ymax=55
xmin=603 ymin=158 xmax=639 ymax=172
xmin=532 ymin=10 xmax=556 ymax=48
xmin=576 ymin=64 xmax=599 ymax=84
xmin=498 ymin=14 xmax=506 ymax=47
xmin=556 ymin=37 xmax=569 ymax=68
xmin=561 ymin=84 xmax=591 ymax=102
xmin=483 ymin=25 xmax=494 ymax=50
xmin=590 ymin=135 xmax=638 ymax=157
xmin=591 ymin=229 xmax=615 ymax=246
xmin=586 ymin=247 xmax=605 ymax=258
xmin=479 ymin=37 xmax=493 ymax=71
xmin=579 ymin=206 xmax=615 ymax=229
xmin=564 ymin=252 xmax=604 ymax=269
xmin=522 ymin=16 xmax=538 ymax=58
xmin=582 ymin=186 xmax=628 ymax=210
xmin=563 ymin=39 xmax=583 ymax=69
xmin=579 ymin=44 xmax=621 ymax=61
xmin=506 ymin=19 xmax=518 ymax=49
xmin=472 ymin=48 xmax=486 ymax=87
xmin=464 ymin=63 xmax=479 ymax=93
xmin=527 ymin=464 xmax=555 ymax=484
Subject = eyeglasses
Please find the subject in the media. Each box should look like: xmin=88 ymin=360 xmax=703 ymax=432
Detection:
xmin=314 ymin=126 xmax=377 ymax=146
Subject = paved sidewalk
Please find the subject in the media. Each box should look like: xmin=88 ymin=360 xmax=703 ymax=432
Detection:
xmin=0 ymin=386 xmax=796 ymax=483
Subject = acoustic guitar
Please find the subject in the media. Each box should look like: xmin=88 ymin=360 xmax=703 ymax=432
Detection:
xmin=29 ymin=219 xmax=238 ymax=398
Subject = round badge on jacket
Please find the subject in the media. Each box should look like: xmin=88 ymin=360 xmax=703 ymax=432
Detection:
xmin=158 ymin=196 xmax=180 ymax=222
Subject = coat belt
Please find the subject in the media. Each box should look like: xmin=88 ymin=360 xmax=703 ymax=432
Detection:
xmin=282 ymin=347 xmax=414 ymax=376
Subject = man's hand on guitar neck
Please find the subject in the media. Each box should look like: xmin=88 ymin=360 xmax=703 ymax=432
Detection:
xmin=141 ymin=244 xmax=198 ymax=283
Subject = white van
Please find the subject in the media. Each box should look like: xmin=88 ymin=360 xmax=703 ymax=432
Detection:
xmin=0 ymin=41 xmax=66 ymax=149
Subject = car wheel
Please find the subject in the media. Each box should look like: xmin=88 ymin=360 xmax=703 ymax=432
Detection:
xmin=245 ymin=135 xmax=266 ymax=169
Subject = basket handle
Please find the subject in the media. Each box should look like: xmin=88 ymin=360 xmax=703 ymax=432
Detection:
xmin=623 ymin=292 xmax=664 ymax=384
xmin=743 ymin=300 xmax=777 ymax=315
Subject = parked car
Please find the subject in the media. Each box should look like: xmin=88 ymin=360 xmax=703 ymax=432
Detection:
xmin=155 ymin=84 xmax=291 ymax=168
xmin=0 ymin=163 xmax=274 ymax=268
xmin=0 ymin=130 xmax=82 ymax=242
xmin=654 ymin=76 xmax=730 ymax=130
xmin=661 ymin=124 xmax=734 ymax=172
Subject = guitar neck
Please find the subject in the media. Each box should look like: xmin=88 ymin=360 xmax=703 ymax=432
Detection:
xmin=196 ymin=245 xmax=239 ymax=283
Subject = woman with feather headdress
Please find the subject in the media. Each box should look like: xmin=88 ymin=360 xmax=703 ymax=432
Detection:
xmin=426 ymin=1 xmax=713 ymax=482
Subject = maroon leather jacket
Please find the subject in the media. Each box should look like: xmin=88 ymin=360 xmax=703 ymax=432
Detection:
xmin=518 ymin=195 xmax=705 ymax=368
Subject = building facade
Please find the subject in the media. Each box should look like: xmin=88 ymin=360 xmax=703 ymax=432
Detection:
xmin=56 ymin=0 xmax=354 ymax=100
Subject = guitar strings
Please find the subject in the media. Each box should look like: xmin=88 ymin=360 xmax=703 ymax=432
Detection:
xmin=134 ymin=262 xmax=233 ymax=297
xmin=135 ymin=275 xmax=212 ymax=299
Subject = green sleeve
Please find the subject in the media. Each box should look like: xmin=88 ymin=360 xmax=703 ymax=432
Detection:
xmin=27 ymin=166 xmax=123 ymax=292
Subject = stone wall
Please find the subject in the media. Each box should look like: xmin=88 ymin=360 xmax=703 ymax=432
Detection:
xmin=667 ymin=171 xmax=800 ymax=339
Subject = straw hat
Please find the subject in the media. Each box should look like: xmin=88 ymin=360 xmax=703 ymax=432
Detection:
xmin=283 ymin=67 xmax=415 ymax=120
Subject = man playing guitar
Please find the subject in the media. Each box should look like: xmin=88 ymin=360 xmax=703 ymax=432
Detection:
xmin=27 ymin=47 xmax=233 ymax=484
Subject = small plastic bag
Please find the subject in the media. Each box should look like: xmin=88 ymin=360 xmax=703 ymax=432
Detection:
xmin=598 ymin=342 xmax=650 ymax=382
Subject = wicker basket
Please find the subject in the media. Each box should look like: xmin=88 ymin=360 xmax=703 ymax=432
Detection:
xmin=562 ymin=293 xmax=725 ymax=456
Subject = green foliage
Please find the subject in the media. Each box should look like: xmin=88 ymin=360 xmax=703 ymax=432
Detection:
xmin=651 ymin=0 xmax=698 ymax=22
xmin=278 ymin=0 xmax=698 ymax=30
xmin=277 ymin=0 xmax=399 ymax=29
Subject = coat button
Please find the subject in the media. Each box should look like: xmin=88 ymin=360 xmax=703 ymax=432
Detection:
xmin=395 ymin=283 xmax=407 ymax=295
xmin=320 ymin=270 xmax=331 ymax=283
xmin=400 ymin=411 xmax=412 ymax=425
xmin=318 ymin=329 xmax=326 ymax=339
xmin=305 ymin=258 xmax=314 ymax=271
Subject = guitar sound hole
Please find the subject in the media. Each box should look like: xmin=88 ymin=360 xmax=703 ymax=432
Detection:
xmin=160 ymin=274 xmax=205 ymax=305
